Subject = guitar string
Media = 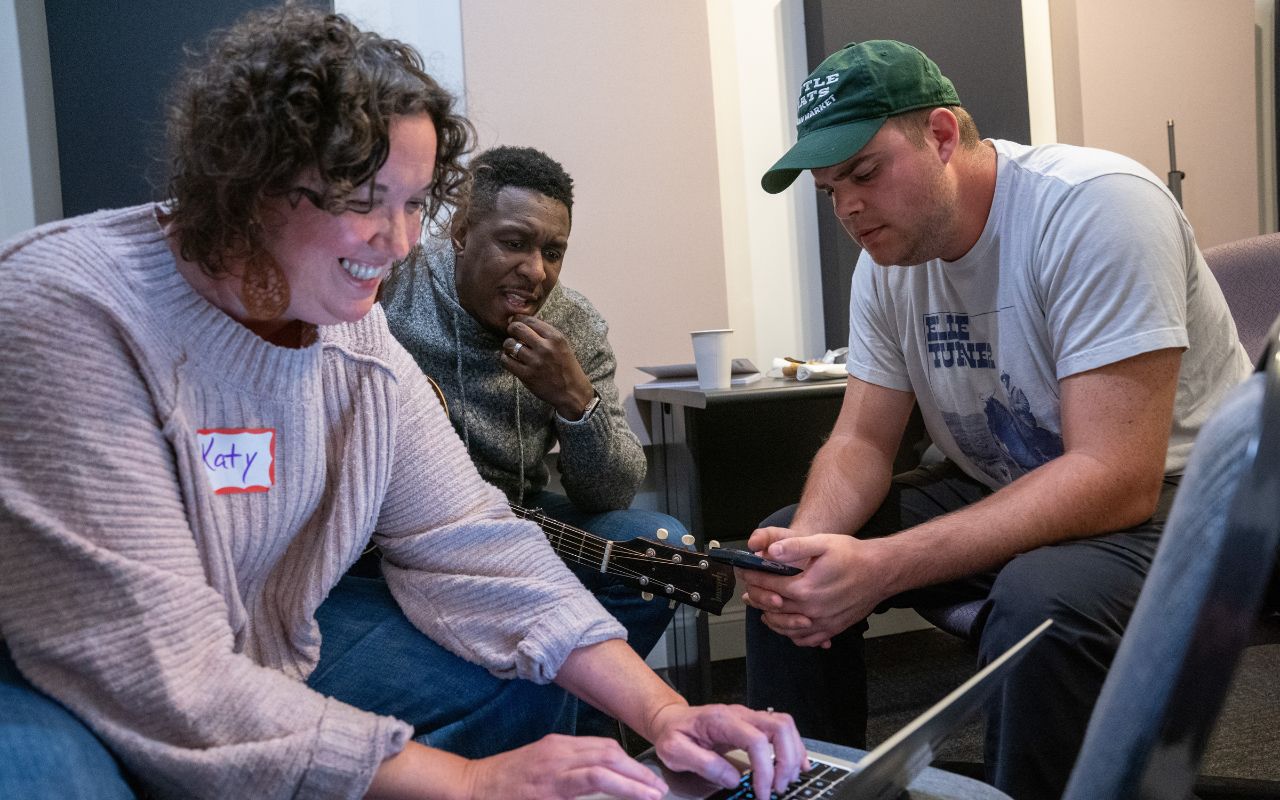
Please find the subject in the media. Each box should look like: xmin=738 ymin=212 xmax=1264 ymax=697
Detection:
xmin=509 ymin=505 xmax=724 ymax=601
xmin=514 ymin=511 xmax=710 ymax=576
xmin=510 ymin=504 xmax=690 ymax=563
xmin=546 ymin=547 xmax=701 ymax=599
xmin=511 ymin=506 xmax=709 ymax=569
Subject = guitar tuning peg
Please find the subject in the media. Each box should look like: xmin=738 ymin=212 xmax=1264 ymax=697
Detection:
xmin=641 ymin=592 xmax=654 ymax=602
xmin=681 ymin=534 xmax=695 ymax=546
xmin=709 ymin=539 xmax=721 ymax=550
xmin=656 ymin=528 xmax=669 ymax=540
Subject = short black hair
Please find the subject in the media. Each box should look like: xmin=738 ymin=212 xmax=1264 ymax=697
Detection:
xmin=466 ymin=146 xmax=574 ymax=223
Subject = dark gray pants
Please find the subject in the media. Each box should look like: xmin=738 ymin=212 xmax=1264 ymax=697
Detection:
xmin=745 ymin=461 xmax=1178 ymax=799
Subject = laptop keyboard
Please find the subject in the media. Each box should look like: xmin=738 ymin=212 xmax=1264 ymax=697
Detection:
xmin=708 ymin=760 xmax=852 ymax=799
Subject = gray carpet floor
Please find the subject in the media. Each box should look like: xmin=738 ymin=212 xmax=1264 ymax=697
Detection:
xmin=700 ymin=628 xmax=1280 ymax=787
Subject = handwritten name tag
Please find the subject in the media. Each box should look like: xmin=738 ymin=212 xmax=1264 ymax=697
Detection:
xmin=196 ymin=428 xmax=276 ymax=495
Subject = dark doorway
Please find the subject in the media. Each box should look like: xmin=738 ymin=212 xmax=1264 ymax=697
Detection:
xmin=802 ymin=1 xmax=1032 ymax=348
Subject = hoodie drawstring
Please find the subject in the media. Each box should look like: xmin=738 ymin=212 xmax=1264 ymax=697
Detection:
xmin=514 ymin=375 xmax=525 ymax=506
xmin=451 ymin=309 xmax=471 ymax=453
xmin=451 ymin=302 xmax=527 ymax=505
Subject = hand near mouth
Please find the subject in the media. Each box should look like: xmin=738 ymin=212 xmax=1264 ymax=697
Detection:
xmin=501 ymin=315 xmax=597 ymax=420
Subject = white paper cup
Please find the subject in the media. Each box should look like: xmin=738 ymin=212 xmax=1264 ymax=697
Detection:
xmin=691 ymin=329 xmax=733 ymax=390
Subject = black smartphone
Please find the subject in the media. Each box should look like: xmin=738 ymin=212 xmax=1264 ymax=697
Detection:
xmin=706 ymin=548 xmax=803 ymax=576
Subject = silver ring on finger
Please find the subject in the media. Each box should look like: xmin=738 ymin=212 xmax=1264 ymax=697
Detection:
xmin=509 ymin=341 xmax=524 ymax=359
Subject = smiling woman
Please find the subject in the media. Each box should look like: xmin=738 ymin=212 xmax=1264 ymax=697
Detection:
xmin=160 ymin=8 xmax=468 ymax=345
xmin=0 ymin=7 xmax=805 ymax=800
xmin=229 ymin=114 xmax=440 ymax=334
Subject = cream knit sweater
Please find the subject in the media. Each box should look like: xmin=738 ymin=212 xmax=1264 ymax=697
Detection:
xmin=0 ymin=205 xmax=624 ymax=799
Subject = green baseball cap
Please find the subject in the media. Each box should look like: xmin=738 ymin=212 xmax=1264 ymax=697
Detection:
xmin=761 ymin=40 xmax=961 ymax=194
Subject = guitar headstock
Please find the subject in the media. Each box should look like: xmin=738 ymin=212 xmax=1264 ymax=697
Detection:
xmin=511 ymin=504 xmax=736 ymax=616
xmin=610 ymin=531 xmax=736 ymax=616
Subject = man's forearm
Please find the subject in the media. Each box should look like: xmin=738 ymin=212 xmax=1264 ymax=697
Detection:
xmin=868 ymin=450 xmax=1164 ymax=597
xmin=788 ymin=432 xmax=896 ymax=536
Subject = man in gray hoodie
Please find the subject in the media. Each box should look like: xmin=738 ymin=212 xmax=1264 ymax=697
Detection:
xmin=381 ymin=146 xmax=683 ymax=733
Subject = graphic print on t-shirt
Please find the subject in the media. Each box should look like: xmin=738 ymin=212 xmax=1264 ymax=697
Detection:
xmin=925 ymin=309 xmax=1063 ymax=485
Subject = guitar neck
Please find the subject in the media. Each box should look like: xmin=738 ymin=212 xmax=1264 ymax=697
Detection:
xmin=509 ymin=504 xmax=616 ymax=573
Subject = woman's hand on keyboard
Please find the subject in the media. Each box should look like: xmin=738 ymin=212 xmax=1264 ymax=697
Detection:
xmin=648 ymin=703 xmax=808 ymax=798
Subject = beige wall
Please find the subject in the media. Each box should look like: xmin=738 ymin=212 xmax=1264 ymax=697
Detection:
xmin=459 ymin=0 xmax=730 ymax=435
xmin=1051 ymin=0 xmax=1259 ymax=248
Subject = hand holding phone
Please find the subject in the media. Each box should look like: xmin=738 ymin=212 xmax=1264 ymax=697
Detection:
xmin=706 ymin=547 xmax=803 ymax=576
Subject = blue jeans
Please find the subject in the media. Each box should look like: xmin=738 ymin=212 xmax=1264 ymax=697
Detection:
xmin=0 ymin=644 xmax=137 ymax=799
xmin=310 ymin=574 xmax=575 ymax=757
xmin=0 ymin=574 xmax=574 ymax=794
xmin=523 ymin=491 xmax=684 ymax=737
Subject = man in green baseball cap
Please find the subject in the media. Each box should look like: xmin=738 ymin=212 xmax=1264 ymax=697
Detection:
xmin=740 ymin=39 xmax=1250 ymax=799
xmin=761 ymin=39 xmax=962 ymax=195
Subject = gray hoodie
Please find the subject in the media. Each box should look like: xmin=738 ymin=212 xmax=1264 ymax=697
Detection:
xmin=381 ymin=243 xmax=646 ymax=511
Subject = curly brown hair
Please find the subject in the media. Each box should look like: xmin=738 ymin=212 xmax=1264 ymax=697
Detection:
xmin=164 ymin=4 xmax=473 ymax=276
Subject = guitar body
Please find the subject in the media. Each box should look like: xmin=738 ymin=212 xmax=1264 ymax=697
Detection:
xmin=510 ymin=504 xmax=735 ymax=615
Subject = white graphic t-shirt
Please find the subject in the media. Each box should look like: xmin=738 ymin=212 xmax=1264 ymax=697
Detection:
xmin=847 ymin=140 xmax=1250 ymax=490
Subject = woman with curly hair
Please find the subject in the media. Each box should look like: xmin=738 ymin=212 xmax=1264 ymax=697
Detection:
xmin=0 ymin=6 xmax=801 ymax=800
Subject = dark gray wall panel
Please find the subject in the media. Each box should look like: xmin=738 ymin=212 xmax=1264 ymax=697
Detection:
xmin=44 ymin=1 xmax=329 ymax=217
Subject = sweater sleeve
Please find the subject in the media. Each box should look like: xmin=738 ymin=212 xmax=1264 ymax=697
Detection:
xmin=373 ymin=337 xmax=626 ymax=683
xmin=551 ymin=312 xmax=647 ymax=511
xmin=0 ymin=248 xmax=408 ymax=799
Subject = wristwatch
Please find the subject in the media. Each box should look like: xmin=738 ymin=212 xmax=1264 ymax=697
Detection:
xmin=560 ymin=391 xmax=601 ymax=424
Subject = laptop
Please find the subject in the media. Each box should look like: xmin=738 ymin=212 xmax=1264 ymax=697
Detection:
xmin=590 ymin=618 xmax=1051 ymax=800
